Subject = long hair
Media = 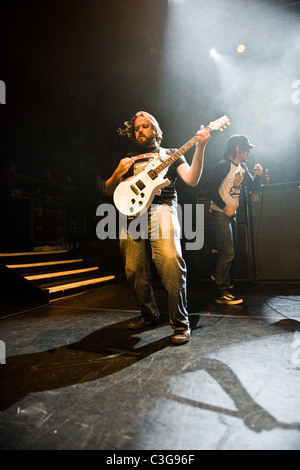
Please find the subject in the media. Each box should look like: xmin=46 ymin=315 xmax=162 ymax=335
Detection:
xmin=117 ymin=111 xmax=163 ymax=145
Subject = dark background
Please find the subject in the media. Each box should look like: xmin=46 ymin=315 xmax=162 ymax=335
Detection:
xmin=1 ymin=0 xmax=300 ymax=205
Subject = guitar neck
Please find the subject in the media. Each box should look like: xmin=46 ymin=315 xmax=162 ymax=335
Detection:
xmin=156 ymin=125 xmax=212 ymax=175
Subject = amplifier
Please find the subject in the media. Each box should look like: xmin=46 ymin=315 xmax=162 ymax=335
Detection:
xmin=249 ymin=182 xmax=300 ymax=281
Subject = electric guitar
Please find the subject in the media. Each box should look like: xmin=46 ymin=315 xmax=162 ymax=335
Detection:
xmin=113 ymin=115 xmax=230 ymax=217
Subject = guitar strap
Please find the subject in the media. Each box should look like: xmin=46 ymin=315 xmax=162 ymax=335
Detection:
xmin=159 ymin=147 xmax=166 ymax=160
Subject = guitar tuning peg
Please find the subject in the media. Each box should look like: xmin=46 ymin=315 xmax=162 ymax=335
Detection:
xmin=220 ymin=128 xmax=224 ymax=132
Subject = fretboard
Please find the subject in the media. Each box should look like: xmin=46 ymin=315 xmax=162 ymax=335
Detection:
xmin=153 ymin=116 xmax=228 ymax=175
xmin=155 ymin=135 xmax=199 ymax=175
xmin=156 ymin=123 xmax=213 ymax=174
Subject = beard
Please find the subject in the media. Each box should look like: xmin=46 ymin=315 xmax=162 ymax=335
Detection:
xmin=136 ymin=133 xmax=157 ymax=148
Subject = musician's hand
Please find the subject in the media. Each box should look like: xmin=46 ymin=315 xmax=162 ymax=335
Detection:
xmin=196 ymin=125 xmax=211 ymax=148
xmin=223 ymin=205 xmax=236 ymax=218
xmin=254 ymin=163 xmax=263 ymax=176
xmin=115 ymin=157 xmax=135 ymax=178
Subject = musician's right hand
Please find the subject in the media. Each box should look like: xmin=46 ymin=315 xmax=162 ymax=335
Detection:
xmin=223 ymin=205 xmax=236 ymax=218
xmin=115 ymin=157 xmax=135 ymax=179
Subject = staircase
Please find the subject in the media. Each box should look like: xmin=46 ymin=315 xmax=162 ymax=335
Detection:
xmin=0 ymin=249 xmax=116 ymax=304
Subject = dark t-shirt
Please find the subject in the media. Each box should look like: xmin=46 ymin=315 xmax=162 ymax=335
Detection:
xmin=123 ymin=146 xmax=187 ymax=206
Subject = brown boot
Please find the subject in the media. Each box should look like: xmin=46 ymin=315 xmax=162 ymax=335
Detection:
xmin=128 ymin=316 xmax=159 ymax=330
xmin=171 ymin=328 xmax=191 ymax=345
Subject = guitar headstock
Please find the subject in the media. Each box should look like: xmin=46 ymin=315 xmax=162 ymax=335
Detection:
xmin=207 ymin=115 xmax=230 ymax=133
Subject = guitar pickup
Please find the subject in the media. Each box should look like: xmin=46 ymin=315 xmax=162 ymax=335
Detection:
xmin=136 ymin=180 xmax=146 ymax=190
xmin=148 ymin=170 xmax=158 ymax=180
xmin=130 ymin=184 xmax=139 ymax=195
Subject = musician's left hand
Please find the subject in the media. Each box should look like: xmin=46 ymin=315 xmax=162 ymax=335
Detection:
xmin=177 ymin=125 xmax=210 ymax=186
xmin=196 ymin=125 xmax=211 ymax=148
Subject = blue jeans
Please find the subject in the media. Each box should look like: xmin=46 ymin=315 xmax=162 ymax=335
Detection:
xmin=210 ymin=210 xmax=237 ymax=295
xmin=119 ymin=204 xmax=189 ymax=330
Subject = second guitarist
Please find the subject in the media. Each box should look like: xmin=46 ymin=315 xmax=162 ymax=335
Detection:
xmin=105 ymin=111 xmax=210 ymax=345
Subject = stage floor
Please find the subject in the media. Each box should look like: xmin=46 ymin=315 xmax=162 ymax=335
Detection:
xmin=0 ymin=280 xmax=299 ymax=450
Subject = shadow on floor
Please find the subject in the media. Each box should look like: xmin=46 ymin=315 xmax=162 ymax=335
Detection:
xmin=0 ymin=317 xmax=171 ymax=412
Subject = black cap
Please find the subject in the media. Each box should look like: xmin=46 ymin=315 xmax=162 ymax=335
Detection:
xmin=227 ymin=135 xmax=254 ymax=152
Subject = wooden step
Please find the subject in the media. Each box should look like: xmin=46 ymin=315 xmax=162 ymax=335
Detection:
xmin=6 ymin=258 xmax=84 ymax=269
xmin=38 ymin=271 xmax=115 ymax=300
xmin=47 ymin=275 xmax=115 ymax=295
xmin=0 ymin=250 xmax=68 ymax=256
xmin=5 ymin=259 xmax=85 ymax=276
xmin=25 ymin=266 xmax=99 ymax=281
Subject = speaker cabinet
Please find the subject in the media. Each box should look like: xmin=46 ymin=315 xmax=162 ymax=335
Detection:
xmin=249 ymin=182 xmax=300 ymax=281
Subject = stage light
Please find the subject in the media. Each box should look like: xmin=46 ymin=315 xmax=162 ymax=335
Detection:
xmin=237 ymin=44 xmax=246 ymax=54
xmin=210 ymin=49 xmax=217 ymax=58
